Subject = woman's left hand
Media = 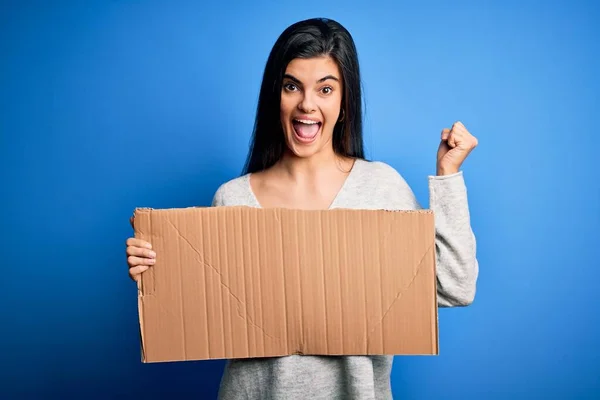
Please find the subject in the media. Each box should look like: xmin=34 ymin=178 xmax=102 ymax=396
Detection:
xmin=436 ymin=121 xmax=478 ymax=175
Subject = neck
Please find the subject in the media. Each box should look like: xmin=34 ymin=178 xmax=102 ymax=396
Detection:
xmin=277 ymin=147 xmax=343 ymax=182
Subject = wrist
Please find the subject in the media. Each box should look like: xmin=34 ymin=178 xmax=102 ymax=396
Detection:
xmin=436 ymin=166 xmax=459 ymax=176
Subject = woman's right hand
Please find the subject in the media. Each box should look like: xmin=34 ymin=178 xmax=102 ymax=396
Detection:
xmin=126 ymin=238 xmax=156 ymax=283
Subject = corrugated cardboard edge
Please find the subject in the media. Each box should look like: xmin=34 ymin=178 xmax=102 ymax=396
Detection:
xmin=432 ymin=219 xmax=440 ymax=356
xmin=137 ymin=278 xmax=145 ymax=363
xmin=132 ymin=207 xmax=155 ymax=363
xmin=431 ymin=209 xmax=440 ymax=356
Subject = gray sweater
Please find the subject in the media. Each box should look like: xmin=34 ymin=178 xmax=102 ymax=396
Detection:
xmin=211 ymin=158 xmax=479 ymax=400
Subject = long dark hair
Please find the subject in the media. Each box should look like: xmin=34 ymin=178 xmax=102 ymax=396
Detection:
xmin=242 ymin=18 xmax=365 ymax=174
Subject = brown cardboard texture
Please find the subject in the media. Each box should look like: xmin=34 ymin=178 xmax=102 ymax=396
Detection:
xmin=133 ymin=206 xmax=438 ymax=363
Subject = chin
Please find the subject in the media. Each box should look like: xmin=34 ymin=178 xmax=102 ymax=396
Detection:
xmin=288 ymin=144 xmax=320 ymax=158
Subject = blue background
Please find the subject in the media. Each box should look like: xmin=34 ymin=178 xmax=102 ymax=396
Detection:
xmin=2 ymin=0 xmax=598 ymax=398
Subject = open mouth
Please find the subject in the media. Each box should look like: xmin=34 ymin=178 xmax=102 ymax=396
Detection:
xmin=292 ymin=118 xmax=322 ymax=143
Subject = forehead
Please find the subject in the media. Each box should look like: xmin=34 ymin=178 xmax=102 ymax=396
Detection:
xmin=284 ymin=56 xmax=341 ymax=81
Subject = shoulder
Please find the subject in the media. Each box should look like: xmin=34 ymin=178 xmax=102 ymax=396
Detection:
xmin=354 ymin=159 xmax=412 ymax=189
xmin=340 ymin=159 xmax=421 ymax=210
xmin=211 ymin=174 xmax=256 ymax=207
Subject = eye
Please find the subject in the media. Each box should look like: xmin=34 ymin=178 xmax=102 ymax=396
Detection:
xmin=283 ymin=83 xmax=298 ymax=92
xmin=321 ymin=86 xmax=333 ymax=95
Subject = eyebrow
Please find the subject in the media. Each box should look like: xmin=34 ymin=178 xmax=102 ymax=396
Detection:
xmin=283 ymin=73 xmax=340 ymax=84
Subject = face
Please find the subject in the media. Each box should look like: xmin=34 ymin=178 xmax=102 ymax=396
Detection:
xmin=280 ymin=56 xmax=343 ymax=159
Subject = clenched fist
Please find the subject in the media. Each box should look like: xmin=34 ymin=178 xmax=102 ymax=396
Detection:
xmin=436 ymin=121 xmax=478 ymax=175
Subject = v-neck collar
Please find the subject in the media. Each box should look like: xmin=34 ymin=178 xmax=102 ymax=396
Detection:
xmin=245 ymin=158 xmax=363 ymax=210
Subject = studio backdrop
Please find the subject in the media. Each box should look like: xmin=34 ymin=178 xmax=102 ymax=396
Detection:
xmin=1 ymin=1 xmax=598 ymax=398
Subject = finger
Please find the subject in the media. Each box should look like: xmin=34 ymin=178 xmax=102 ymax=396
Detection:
xmin=127 ymin=255 xmax=156 ymax=267
xmin=126 ymin=237 xmax=152 ymax=249
xmin=129 ymin=265 xmax=149 ymax=281
xmin=452 ymin=121 xmax=466 ymax=131
xmin=447 ymin=131 xmax=458 ymax=148
xmin=451 ymin=122 xmax=469 ymax=138
xmin=127 ymin=246 xmax=156 ymax=258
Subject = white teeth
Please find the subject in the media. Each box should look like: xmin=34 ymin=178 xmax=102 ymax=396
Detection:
xmin=294 ymin=119 xmax=319 ymax=125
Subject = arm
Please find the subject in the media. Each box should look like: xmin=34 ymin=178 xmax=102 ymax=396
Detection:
xmin=428 ymin=171 xmax=479 ymax=307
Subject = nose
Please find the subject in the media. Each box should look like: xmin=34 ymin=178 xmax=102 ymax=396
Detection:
xmin=298 ymin=91 xmax=316 ymax=113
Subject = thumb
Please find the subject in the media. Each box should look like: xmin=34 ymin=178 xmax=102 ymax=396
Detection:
xmin=441 ymin=128 xmax=450 ymax=141
xmin=438 ymin=128 xmax=451 ymax=153
xmin=437 ymin=130 xmax=450 ymax=160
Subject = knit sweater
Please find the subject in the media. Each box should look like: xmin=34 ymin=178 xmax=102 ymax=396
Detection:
xmin=211 ymin=158 xmax=479 ymax=400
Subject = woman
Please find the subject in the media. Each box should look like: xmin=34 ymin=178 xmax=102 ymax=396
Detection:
xmin=126 ymin=17 xmax=479 ymax=399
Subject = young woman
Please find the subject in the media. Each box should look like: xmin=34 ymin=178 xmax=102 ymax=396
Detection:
xmin=126 ymin=17 xmax=479 ymax=399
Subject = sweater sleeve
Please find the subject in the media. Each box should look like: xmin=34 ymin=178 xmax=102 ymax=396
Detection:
xmin=427 ymin=171 xmax=479 ymax=307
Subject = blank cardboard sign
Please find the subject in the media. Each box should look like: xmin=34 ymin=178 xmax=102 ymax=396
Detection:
xmin=133 ymin=206 xmax=438 ymax=363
